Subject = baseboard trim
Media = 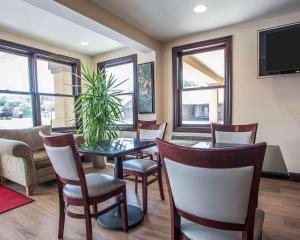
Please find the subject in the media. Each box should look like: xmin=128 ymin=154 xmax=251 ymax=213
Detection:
xmin=289 ymin=172 xmax=300 ymax=182
xmin=261 ymin=171 xmax=289 ymax=180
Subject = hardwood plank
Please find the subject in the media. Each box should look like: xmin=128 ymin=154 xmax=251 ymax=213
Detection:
xmin=0 ymin=165 xmax=300 ymax=240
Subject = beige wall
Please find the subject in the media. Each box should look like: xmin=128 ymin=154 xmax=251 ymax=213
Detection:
xmin=55 ymin=0 xmax=164 ymax=123
xmin=93 ymin=47 xmax=158 ymax=122
xmin=0 ymin=29 xmax=93 ymax=68
xmin=162 ymin=11 xmax=300 ymax=173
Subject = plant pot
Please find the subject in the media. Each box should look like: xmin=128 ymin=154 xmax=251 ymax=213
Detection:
xmin=81 ymin=153 xmax=107 ymax=168
xmin=91 ymin=155 xmax=107 ymax=169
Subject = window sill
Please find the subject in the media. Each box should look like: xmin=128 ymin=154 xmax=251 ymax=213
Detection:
xmin=173 ymin=125 xmax=212 ymax=133
xmin=119 ymin=126 xmax=137 ymax=132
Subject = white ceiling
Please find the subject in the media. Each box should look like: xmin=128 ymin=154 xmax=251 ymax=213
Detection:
xmin=0 ymin=0 xmax=124 ymax=56
xmin=93 ymin=0 xmax=300 ymax=41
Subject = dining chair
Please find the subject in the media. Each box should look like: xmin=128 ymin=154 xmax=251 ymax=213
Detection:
xmin=40 ymin=132 xmax=128 ymax=240
xmin=211 ymin=123 xmax=258 ymax=144
xmin=157 ymin=138 xmax=267 ymax=240
xmin=123 ymin=121 xmax=167 ymax=213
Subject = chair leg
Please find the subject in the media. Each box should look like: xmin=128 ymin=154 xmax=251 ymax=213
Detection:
xmin=158 ymin=166 xmax=165 ymax=201
xmin=92 ymin=204 xmax=98 ymax=219
xmin=120 ymin=187 xmax=128 ymax=232
xmin=142 ymin=175 xmax=148 ymax=213
xmin=58 ymin=198 xmax=65 ymax=238
xmin=135 ymin=176 xmax=138 ymax=193
xmin=25 ymin=186 xmax=35 ymax=196
xmin=84 ymin=205 xmax=93 ymax=240
xmin=57 ymin=185 xmax=65 ymax=239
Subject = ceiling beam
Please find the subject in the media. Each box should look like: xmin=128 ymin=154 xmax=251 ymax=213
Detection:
xmin=183 ymin=56 xmax=224 ymax=84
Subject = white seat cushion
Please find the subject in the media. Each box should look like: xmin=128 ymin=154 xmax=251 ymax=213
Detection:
xmin=123 ymin=159 xmax=157 ymax=173
xmin=63 ymin=173 xmax=125 ymax=199
xmin=181 ymin=208 xmax=264 ymax=240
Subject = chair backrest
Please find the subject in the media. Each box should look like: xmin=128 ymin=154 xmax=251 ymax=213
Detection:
xmin=40 ymin=132 xmax=84 ymax=184
xmin=137 ymin=121 xmax=167 ymax=141
xmin=211 ymin=123 xmax=258 ymax=144
xmin=157 ymin=138 xmax=266 ymax=234
xmin=138 ymin=120 xmax=157 ymax=129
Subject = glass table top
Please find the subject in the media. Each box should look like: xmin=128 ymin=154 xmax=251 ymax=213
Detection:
xmin=77 ymin=138 xmax=156 ymax=158
xmin=192 ymin=142 xmax=247 ymax=149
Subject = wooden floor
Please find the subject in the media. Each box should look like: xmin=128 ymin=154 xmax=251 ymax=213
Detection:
xmin=0 ymin=165 xmax=300 ymax=240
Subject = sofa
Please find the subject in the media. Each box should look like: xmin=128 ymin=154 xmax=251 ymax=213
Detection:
xmin=0 ymin=125 xmax=83 ymax=196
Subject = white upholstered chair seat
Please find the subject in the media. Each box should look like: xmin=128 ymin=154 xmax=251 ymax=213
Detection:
xmin=123 ymin=159 xmax=157 ymax=173
xmin=181 ymin=208 xmax=264 ymax=240
xmin=63 ymin=173 xmax=125 ymax=199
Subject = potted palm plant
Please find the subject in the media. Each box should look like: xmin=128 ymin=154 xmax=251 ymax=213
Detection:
xmin=75 ymin=65 xmax=125 ymax=168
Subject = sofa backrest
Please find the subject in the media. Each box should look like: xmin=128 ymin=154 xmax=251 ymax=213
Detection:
xmin=0 ymin=125 xmax=51 ymax=152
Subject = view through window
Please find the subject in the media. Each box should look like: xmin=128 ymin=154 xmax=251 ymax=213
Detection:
xmin=98 ymin=55 xmax=137 ymax=129
xmin=0 ymin=51 xmax=32 ymax=128
xmin=173 ymin=36 xmax=232 ymax=132
xmin=181 ymin=49 xmax=225 ymax=125
xmin=0 ymin=42 xmax=80 ymax=130
xmin=37 ymin=59 xmax=75 ymax=128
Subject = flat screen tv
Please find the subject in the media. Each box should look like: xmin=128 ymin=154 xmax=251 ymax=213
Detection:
xmin=258 ymin=23 xmax=300 ymax=76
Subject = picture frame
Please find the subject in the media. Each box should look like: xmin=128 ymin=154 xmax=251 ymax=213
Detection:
xmin=138 ymin=62 xmax=155 ymax=113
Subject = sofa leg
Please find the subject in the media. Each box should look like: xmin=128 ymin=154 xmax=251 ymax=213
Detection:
xmin=0 ymin=176 xmax=6 ymax=184
xmin=26 ymin=186 xmax=35 ymax=196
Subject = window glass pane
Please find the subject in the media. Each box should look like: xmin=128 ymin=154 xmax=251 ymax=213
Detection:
xmin=40 ymin=96 xmax=75 ymax=128
xmin=181 ymin=88 xmax=224 ymax=125
xmin=0 ymin=51 xmax=30 ymax=92
xmin=105 ymin=62 xmax=133 ymax=93
xmin=37 ymin=59 xmax=73 ymax=95
xmin=116 ymin=94 xmax=133 ymax=125
xmin=182 ymin=49 xmax=224 ymax=88
xmin=0 ymin=94 xmax=33 ymax=128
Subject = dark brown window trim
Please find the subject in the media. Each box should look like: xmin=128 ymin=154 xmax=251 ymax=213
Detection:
xmin=0 ymin=39 xmax=81 ymax=131
xmin=97 ymin=54 xmax=138 ymax=131
xmin=172 ymin=35 xmax=233 ymax=133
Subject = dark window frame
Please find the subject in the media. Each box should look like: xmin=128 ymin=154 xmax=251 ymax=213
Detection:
xmin=172 ymin=36 xmax=232 ymax=133
xmin=0 ymin=39 xmax=81 ymax=132
xmin=97 ymin=54 xmax=138 ymax=131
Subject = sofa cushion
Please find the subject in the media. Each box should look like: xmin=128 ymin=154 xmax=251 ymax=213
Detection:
xmin=0 ymin=125 xmax=51 ymax=151
xmin=33 ymin=150 xmax=52 ymax=169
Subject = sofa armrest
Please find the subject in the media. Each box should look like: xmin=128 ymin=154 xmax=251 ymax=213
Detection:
xmin=0 ymin=138 xmax=36 ymax=186
xmin=0 ymin=139 xmax=33 ymax=158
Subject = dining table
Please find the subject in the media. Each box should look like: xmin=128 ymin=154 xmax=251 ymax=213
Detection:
xmin=77 ymin=137 xmax=156 ymax=230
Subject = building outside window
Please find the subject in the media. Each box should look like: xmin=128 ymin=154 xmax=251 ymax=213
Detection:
xmin=172 ymin=36 xmax=232 ymax=133
xmin=0 ymin=40 xmax=80 ymax=130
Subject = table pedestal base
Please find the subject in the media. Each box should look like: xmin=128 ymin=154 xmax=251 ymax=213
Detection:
xmin=97 ymin=205 xmax=144 ymax=230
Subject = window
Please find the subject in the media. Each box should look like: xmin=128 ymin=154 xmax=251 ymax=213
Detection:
xmin=98 ymin=55 xmax=138 ymax=130
xmin=0 ymin=51 xmax=33 ymax=129
xmin=37 ymin=59 xmax=76 ymax=128
xmin=0 ymin=40 xmax=80 ymax=130
xmin=173 ymin=36 xmax=232 ymax=133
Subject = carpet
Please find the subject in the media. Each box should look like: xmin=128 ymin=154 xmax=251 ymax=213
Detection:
xmin=0 ymin=184 xmax=33 ymax=214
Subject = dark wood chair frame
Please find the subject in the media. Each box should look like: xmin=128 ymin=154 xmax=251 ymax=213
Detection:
xmin=41 ymin=133 xmax=128 ymax=240
xmin=123 ymin=121 xmax=167 ymax=213
xmin=211 ymin=123 xmax=258 ymax=144
xmin=156 ymin=138 xmax=266 ymax=240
